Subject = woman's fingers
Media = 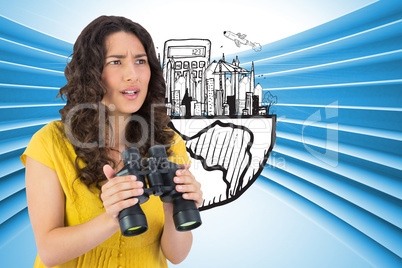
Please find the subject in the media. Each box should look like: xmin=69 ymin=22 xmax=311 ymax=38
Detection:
xmin=174 ymin=167 xmax=203 ymax=207
xmin=174 ymin=182 xmax=199 ymax=194
xmin=102 ymin=163 xmax=203 ymax=212
xmin=182 ymin=192 xmax=203 ymax=207
xmin=101 ymin=185 xmax=143 ymax=207
xmin=103 ymin=164 xmax=116 ymax=180
xmin=101 ymin=175 xmax=141 ymax=193
xmin=101 ymin=165 xmax=145 ymax=219
xmin=108 ymin=198 xmax=139 ymax=219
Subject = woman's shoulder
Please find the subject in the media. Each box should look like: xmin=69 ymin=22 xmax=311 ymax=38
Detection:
xmin=21 ymin=120 xmax=67 ymax=168
xmin=28 ymin=120 xmax=69 ymax=153
xmin=163 ymin=126 xmax=182 ymax=142
xmin=167 ymin=130 xmax=191 ymax=165
xmin=34 ymin=120 xmax=64 ymax=139
xmin=166 ymin=129 xmax=185 ymax=148
xmin=171 ymin=130 xmax=183 ymax=143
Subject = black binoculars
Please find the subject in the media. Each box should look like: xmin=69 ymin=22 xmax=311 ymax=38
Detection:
xmin=115 ymin=145 xmax=202 ymax=236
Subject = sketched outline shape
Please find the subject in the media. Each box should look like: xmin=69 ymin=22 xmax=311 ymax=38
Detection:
xmin=169 ymin=115 xmax=277 ymax=210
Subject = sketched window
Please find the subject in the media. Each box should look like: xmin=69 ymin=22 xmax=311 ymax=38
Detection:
xmin=199 ymin=61 xmax=205 ymax=68
xmin=191 ymin=61 xmax=197 ymax=68
xmin=183 ymin=61 xmax=189 ymax=69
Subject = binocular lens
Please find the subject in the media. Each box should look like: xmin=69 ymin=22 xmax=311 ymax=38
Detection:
xmin=128 ymin=226 xmax=142 ymax=231
xmin=174 ymin=212 xmax=202 ymax=231
xmin=179 ymin=221 xmax=198 ymax=228
xmin=119 ymin=204 xmax=148 ymax=236
xmin=123 ymin=225 xmax=147 ymax=236
xmin=173 ymin=198 xmax=202 ymax=231
xmin=121 ymin=219 xmax=148 ymax=236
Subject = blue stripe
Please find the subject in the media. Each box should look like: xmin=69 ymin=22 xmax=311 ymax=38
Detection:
xmin=256 ymin=176 xmax=402 ymax=267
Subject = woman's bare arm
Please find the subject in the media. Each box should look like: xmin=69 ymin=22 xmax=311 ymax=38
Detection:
xmin=161 ymin=164 xmax=203 ymax=264
xmin=25 ymin=157 xmax=141 ymax=267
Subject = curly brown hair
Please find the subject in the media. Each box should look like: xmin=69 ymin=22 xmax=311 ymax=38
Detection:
xmin=57 ymin=15 xmax=173 ymax=189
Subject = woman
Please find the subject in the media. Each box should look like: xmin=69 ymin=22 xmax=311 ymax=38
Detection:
xmin=21 ymin=15 xmax=203 ymax=268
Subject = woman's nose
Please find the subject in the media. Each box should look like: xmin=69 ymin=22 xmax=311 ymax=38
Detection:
xmin=124 ymin=62 xmax=137 ymax=82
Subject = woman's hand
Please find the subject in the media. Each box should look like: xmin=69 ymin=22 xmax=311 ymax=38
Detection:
xmin=173 ymin=163 xmax=203 ymax=208
xmin=161 ymin=163 xmax=201 ymax=264
xmin=100 ymin=165 xmax=144 ymax=221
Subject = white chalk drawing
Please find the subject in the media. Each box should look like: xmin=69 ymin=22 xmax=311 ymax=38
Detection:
xmin=223 ymin=31 xmax=262 ymax=52
xmin=162 ymin=39 xmax=276 ymax=210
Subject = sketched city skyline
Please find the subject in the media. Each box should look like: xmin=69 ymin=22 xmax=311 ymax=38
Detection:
xmin=162 ymin=38 xmax=273 ymax=118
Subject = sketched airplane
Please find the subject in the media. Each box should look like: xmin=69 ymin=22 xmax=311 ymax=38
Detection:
xmin=223 ymin=31 xmax=262 ymax=52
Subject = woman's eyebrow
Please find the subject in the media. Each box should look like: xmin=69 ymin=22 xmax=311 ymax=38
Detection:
xmin=106 ymin=54 xmax=125 ymax=59
xmin=106 ymin=53 xmax=147 ymax=59
xmin=134 ymin=53 xmax=147 ymax=58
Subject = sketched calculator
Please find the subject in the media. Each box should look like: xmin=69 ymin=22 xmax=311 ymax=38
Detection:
xmin=162 ymin=39 xmax=211 ymax=83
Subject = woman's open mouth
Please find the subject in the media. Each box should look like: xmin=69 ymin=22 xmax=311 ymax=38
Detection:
xmin=121 ymin=88 xmax=140 ymax=99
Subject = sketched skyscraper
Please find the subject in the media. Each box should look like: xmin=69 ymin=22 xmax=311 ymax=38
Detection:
xmin=238 ymin=75 xmax=250 ymax=113
xmin=216 ymin=90 xmax=224 ymax=116
xmin=254 ymin=83 xmax=263 ymax=106
xmin=250 ymin=62 xmax=255 ymax=92
xmin=206 ymin=78 xmax=215 ymax=116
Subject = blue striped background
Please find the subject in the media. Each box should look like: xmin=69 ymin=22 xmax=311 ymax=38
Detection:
xmin=0 ymin=0 xmax=401 ymax=267
xmin=0 ymin=14 xmax=72 ymax=266
xmin=233 ymin=1 xmax=401 ymax=267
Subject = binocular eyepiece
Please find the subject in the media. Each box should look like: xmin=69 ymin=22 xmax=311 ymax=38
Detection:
xmin=115 ymin=145 xmax=202 ymax=236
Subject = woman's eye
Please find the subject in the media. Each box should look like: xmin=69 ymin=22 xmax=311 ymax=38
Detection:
xmin=137 ymin=59 xmax=146 ymax=64
xmin=109 ymin=60 xmax=121 ymax=65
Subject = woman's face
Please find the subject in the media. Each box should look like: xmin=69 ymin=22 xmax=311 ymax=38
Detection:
xmin=101 ymin=31 xmax=151 ymax=118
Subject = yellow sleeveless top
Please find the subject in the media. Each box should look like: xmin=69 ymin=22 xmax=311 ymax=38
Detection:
xmin=21 ymin=121 xmax=190 ymax=268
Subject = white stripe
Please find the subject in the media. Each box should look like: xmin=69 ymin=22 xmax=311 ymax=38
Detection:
xmin=0 ymin=83 xmax=60 ymax=90
xmin=0 ymin=14 xmax=73 ymax=44
xmin=0 ymin=118 xmax=58 ymax=132
xmin=0 ymin=60 xmax=64 ymax=74
xmin=277 ymin=118 xmax=402 ymax=141
xmin=260 ymin=50 xmax=402 ymax=76
xmin=0 ymin=37 xmax=69 ymax=59
xmin=242 ymin=18 xmax=402 ymax=66
xmin=262 ymin=79 xmax=402 ymax=91
xmin=0 ymin=103 xmax=65 ymax=109
xmin=272 ymin=103 xmax=402 ymax=112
